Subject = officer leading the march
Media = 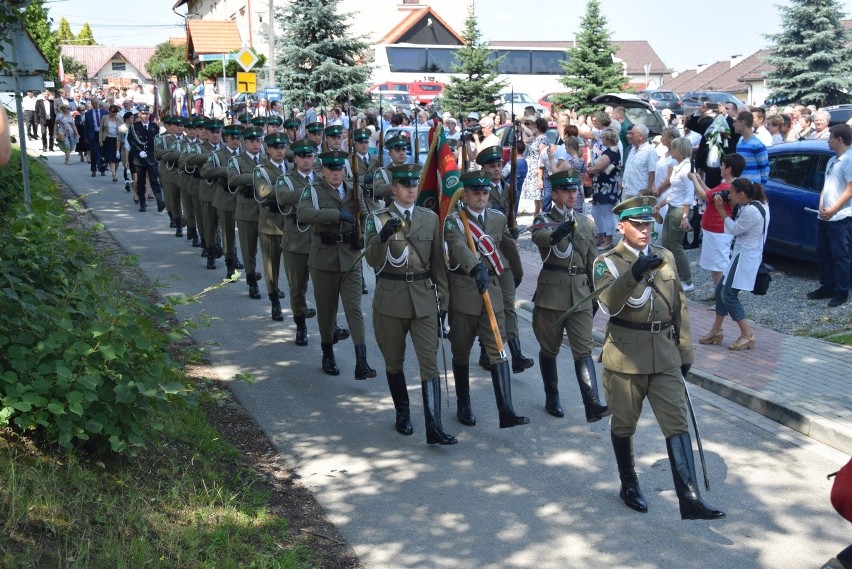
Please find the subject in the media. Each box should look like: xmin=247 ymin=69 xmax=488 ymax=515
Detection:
xmin=594 ymin=195 xmax=724 ymax=520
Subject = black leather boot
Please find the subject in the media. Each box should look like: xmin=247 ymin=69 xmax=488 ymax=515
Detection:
xmin=156 ymin=195 xmax=166 ymax=213
xmin=574 ymin=356 xmax=611 ymax=422
xmin=611 ymin=432 xmax=648 ymax=513
xmin=539 ymin=355 xmax=563 ymax=417
xmin=332 ymin=324 xmax=350 ymax=344
xmin=354 ymin=344 xmax=376 ymax=380
xmin=321 ymin=343 xmax=339 ymax=376
xmin=269 ymin=293 xmax=283 ymax=321
xmin=423 ymin=377 xmax=457 ymax=445
xmin=666 ymin=432 xmax=725 ymax=520
xmin=247 ymin=274 xmax=261 ymax=300
xmin=225 ymin=257 xmax=235 ymax=279
xmin=175 ymin=217 xmax=183 ymax=238
xmin=294 ymin=314 xmax=308 ymax=346
xmin=169 ymin=213 xmax=175 ymax=228
xmin=234 ymin=257 xmax=244 ymax=269
xmin=386 ymin=372 xmax=412 ymax=436
xmin=509 ymin=338 xmax=534 ymax=374
xmin=304 ymin=308 xmax=317 ymax=319
xmin=191 ymin=229 xmax=201 ymax=248
xmin=453 ymin=362 xmax=476 ymax=426
xmin=361 ymin=272 xmax=368 ymax=295
xmin=477 ymin=339 xmax=491 ymax=371
xmin=491 ymin=360 xmax=529 ymax=428
xmin=199 ymin=237 xmax=207 ymax=253
xmin=206 ymin=248 xmax=217 ymax=270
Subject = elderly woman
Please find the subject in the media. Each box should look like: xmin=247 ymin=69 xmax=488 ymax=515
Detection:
xmin=699 ymin=178 xmax=769 ymax=350
xmin=654 ymin=136 xmax=695 ymax=291
xmin=587 ymin=127 xmax=621 ymax=250
xmin=55 ymin=104 xmax=78 ymax=165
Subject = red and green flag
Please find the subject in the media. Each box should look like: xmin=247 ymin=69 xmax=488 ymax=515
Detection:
xmin=416 ymin=119 xmax=461 ymax=223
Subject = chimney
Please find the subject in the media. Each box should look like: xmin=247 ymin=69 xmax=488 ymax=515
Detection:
xmin=696 ymin=63 xmax=709 ymax=74
xmin=730 ymin=54 xmax=744 ymax=67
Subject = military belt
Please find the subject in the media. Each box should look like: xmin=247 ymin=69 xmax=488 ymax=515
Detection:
xmin=319 ymin=230 xmax=356 ymax=245
xmin=609 ymin=317 xmax=672 ymax=333
xmin=377 ymin=271 xmax=431 ymax=283
xmin=450 ymin=266 xmax=496 ymax=277
xmin=542 ymin=263 xmax=584 ymax=276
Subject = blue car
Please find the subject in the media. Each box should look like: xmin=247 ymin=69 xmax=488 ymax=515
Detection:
xmin=764 ymin=140 xmax=834 ymax=261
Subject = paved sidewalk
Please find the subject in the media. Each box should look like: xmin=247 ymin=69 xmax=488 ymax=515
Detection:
xmin=513 ymin=218 xmax=852 ymax=455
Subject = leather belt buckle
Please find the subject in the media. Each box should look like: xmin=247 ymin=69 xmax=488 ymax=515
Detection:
xmin=336 ymin=233 xmax=344 ymax=243
xmin=405 ymin=271 xmax=414 ymax=283
xmin=650 ymin=321 xmax=663 ymax=333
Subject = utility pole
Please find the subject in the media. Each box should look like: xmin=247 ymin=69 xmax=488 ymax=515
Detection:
xmin=267 ymin=0 xmax=274 ymax=86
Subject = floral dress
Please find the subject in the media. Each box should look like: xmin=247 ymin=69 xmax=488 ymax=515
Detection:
xmin=591 ymin=147 xmax=621 ymax=206
xmin=55 ymin=113 xmax=78 ymax=152
xmin=521 ymin=134 xmax=547 ymax=200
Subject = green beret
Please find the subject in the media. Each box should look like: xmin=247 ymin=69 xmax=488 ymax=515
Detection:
xmin=475 ymin=146 xmax=502 ymax=165
xmin=384 ymin=134 xmax=408 ymax=150
xmin=223 ymin=125 xmax=243 ymax=137
xmin=236 ymin=113 xmax=252 ymax=125
xmin=318 ymin=150 xmax=348 ymax=168
xmin=264 ymin=132 xmax=288 ymax=147
xmin=251 ymin=116 xmax=268 ymax=127
xmin=266 ymin=115 xmax=283 ymax=127
xmin=242 ymin=127 xmax=263 ymax=140
xmin=290 ymin=139 xmax=316 ymax=155
xmin=283 ymin=118 xmax=300 ymax=129
xmin=353 ymin=127 xmax=370 ymax=141
xmin=388 ymin=163 xmax=422 ymax=186
xmin=325 ymin=124 xmax=344 ymax=137
xmin=305 ymin=122 xmax=324 ymax=134
xmin=613 ymin=195 xmax=657 ymax=222
xmin=549 ymin=170 xmax=580 ymax=189
xmin=460 ymin=170 xmax=492 ymax=189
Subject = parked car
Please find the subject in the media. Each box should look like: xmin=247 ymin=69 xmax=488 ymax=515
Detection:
xmin=409 ymin=81 xmax=444 ymax=105
xmin=634 ymin=89 xmax=683 ymax=114
xmin=763 ymin=139 xmax=834 ymax=260
xmin=370 ymin=90 xmax=417 ymax=112
xmin=229 ymin=92 xmax=257 ymax=116
xmin=825 ymin=104 xmax=852 ymax=127
xmin=592 ymin=93 xmax=667 ymax=137
xmin=495 ymin=92 xmax=548 ymax=117
xmin=380 ymin=126 xmax=430 ymax=166
xmin=538 ymin=91 xmax=570 ymax=111
xmin=370 ymin=82 xmax=411 ymax=93
xmin=681 ymin=91 xmax=745 ymax=116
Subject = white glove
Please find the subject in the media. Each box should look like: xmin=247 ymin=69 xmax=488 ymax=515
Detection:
xmin=139 ymin=151 xmax=147 ymax=159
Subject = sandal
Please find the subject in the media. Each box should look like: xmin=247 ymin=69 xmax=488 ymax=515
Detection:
xmin=698 ymin=329 xmax=723 ymax=345
xmin=728 ymin=334 xmax=755 ymax=351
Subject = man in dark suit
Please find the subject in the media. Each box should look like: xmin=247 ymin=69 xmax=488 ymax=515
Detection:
xmin=34 ymin=90 xmax=56 ymax=151
xmin=127 ymin=105 xmax=164 ymax=213
xmin=84 ymin=98 xmax=106 ymax=176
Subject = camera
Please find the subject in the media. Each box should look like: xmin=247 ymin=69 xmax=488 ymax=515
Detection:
xmin=718 ymin=190 xmax=730 ymax=203
xmin=461 ymin=124 xmax=482 ymax=140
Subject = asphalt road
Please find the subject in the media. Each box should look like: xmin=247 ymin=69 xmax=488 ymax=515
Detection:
xmin=44 ymin=149 xmax=850 ymax=569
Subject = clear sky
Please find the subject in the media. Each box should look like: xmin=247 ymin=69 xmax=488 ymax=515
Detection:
xmin=51 ymin=0 xmax=852 ymax=72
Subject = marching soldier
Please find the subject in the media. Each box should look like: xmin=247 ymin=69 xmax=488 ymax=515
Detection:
xmin=444 ymin=171 xmax=529 ymax=429
xmin=351 ymin=128 xmax=378 ymax=212
xmin=296 ymin=150 xmax=376 ymax=380
xmin=187 ymin=116 xmax=212 ymax=251
xmin=364 ymin=163 xmax=456 ymax=445
xmin=154 ymin=116 xmax=177 ymax=227
xmin=266 ymin=115 xmax=283 ymax=134
xmin=202 ymin=124 xmax=242 ymax=278
xmin=594 ymin=195 xmax=724 ymax=520
xmin=254 ymin=132 xmax=288 ymax=321
xmin=275 ymin=139 xmax=320 ymax=345
xmin=475 ymin=147 xmax=533 ymax=374
xmin=282 ymin=117 xmax=300 ymax=146
xmin=530 ymin=171 xmax=610 ymax=421
xmin=127 ymin=105 xmax=165 ymax=213
xmin=228 ymin=127 xmax=265 ymax=300
xmin=252 ymin=115 xmax=269 ymax=139
xmin=196 ymin=120 xmax=224 ymax=268
xmin=160 ymin=117 xmax=187 ymax=236
xmin=305 ymin=121 xmax=324 ymax=155
xmin=373 ymin=134 xmax=409 ymax=205
xmin=177 ymin=118 xmax=202 ymax=246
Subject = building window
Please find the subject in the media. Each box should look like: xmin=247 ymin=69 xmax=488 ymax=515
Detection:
xmin=494 ymin=50 xmax=531 ymax=74
xmin=387 ymin=47 xmax=427 ymax=72
xmin=111 ymin=61 xmax=126 ymax=71
xmin=401 ymin=0 xmax=420 ymax=3
xmin=531 ymin=51 xmax=565 ymax=75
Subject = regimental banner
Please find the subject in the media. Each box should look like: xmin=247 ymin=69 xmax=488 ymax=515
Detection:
xmin=416 ymin=121 xmax=461 ymax=223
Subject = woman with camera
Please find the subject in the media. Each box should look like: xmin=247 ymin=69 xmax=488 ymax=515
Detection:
xmin=688 ymin=153 xmax=745 ymax=299
xmin=698 ymin=177 xmax=769 ymax=350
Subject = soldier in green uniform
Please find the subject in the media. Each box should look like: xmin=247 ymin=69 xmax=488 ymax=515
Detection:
xmin=364 ymin=164 xmax=456 ymax=445
xmin=266 ymin=115 xmax=283 ymax=134
xmin=595 ymin=195 xmax=724 ymax=520
xmin=254 ymin=132 xmax=288 ymax=321
xmin=275 ymin=139 xmax=319 ymax=345
xmin=444 ymin=171 xmax=529 ymax=429
xmin=305 ymin=121 xmax=324 ymax=155
xmin=177 ymin=118 xmax=203 ymax=247
xmin=161 ymin=117 xmax=187 ymax=237
xmin=252 ymin=115 xmax=268 ymax=140
xmin=296 ymin=151 xmax=376 ymax=380
xmin=474 ymin=147 xmax=533 ymax=374
xmin=351 ymin=128 xmax=378 ymax=211
xmin=531 ymin=171 xmax=610 ymax=421
xmin=154 ymin=116 xmax=177 ymax=228
xmin=195 ymin=120 xmax=223 ymax=269
xmin=283 ymin=117 xmax=300 ymax=145
xmin=373 ymin=135 xmax=409 ymax=205
xmin=228 ymin=127 xmax=264 ymax=300
xmin=202 ymin=124 xmax=242 ymax=278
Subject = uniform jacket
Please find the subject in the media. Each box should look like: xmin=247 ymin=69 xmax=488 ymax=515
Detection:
xmin=275 ymin=169 xmax=316 ymax=253
xmin=204 ymin=146 xmax=239 ymax=213
xmin=531 ymin=207 xmax=596 ymax=312
xmin=196 ymin=141 xmax=221 ymax=203
xmin=487 ymin=180 xmax=514 ymax=217
xmin=155 ymin=132 xmax=178 ymax=183
xmin=365 ymin=204 xmax=449 ymax=319
xmin=254 ymin=160 xmax=287 ymax=236
xmin=296 ymin=177 xmax=368 ymax=272
xmin=177 ymin=137 xmax=202 ymax=197
xmin=228 ymin=152 xmax=264 ymax=222
xmin=128 ymin=121 xmax=160 ymax=160
xmin=594 ymin=241 xmax=693 ymax=373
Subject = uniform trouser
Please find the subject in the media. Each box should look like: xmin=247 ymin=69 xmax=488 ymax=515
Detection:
xmin=40 ymin=121 xmax=54 ymax=148
xmin=24 ymin=110 xmax=36 ymax=137
xmin=180 ymin=177 xmax=197 ymax=229
xmin=532 ymin=305 xmax=593 ymax=360
xmin=158 ymin=169 xmax=172 ymax=215
xmin=201 ymin=199 xmax=219 ymax=247
xmin=498 ymin=268 xmax=520 ymax=339
xmin=188 ymin=185 xmax=203 ymax=237
xmin=282 ymin=248 xmax=310 ymax=316
xmin=310 ymin=264 xmax=365 ymax=345
xmin=236 ymin=219 xmax=258 ymax=277
xmin=90 ymin=137 xmax=104 ymax=173
xmin=373 ymin=310 xmax=439 ymax=379
xmin=259 ymin=232 xmax=283 ymax=295
xmin=218 ymin=208 xmax=236 ymax=261
xmin=662 ymin=207 xmax=692 ymax=284
xmin=449 ymin=309 xmax=507 ymax=365
xmin=134 ymin=158 xmax=162 ymax=202
xmin=602 ymin=367 xmax=689 ymax=438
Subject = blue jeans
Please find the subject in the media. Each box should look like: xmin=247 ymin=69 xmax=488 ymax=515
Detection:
xmin=541 ymin=177 xmax=552 ymax=213
xmin=715 ymin=256 xmax=745 ymax=321
xmin=816 ymin=217 xmax=852 ymax=294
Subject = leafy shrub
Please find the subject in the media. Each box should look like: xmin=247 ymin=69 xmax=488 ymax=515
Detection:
xmin=0 ymin=150 xmax=196 ymax=454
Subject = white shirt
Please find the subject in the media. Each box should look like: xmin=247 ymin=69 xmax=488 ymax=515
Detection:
xmin=823 ymin=150 xmax=852 ymax=221
xmin=754 ymin=126 xmax=773 ymax=147
xmin=723 ymin=201 xmax=769 ymax=291
xmin=621 ymin=142 xmax=658 ymax=196
xmin=667 ymin=158 xmax=695 ymax=207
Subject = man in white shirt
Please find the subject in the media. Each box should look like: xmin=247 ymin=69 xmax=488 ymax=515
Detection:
xmin=22 ymin=91 xmax=38 ymax=140
xmin=751 ymin=107 xmax=773 ymax=147
xmin=621 ymin=124 xmax=657 ymax=200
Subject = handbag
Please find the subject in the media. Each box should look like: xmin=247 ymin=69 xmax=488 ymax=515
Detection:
xmin=751 ymin=202 xmax=771 ymax=296
xmin=55 ymin=129 xmax=66 ymax=142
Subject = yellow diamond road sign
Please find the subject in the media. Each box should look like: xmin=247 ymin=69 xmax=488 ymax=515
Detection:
xmin=236 ymin=46 xmax=258 ymax=72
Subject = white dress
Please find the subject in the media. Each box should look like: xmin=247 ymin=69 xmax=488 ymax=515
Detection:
xmin=722 ymin=201 xmax=769 ymax=291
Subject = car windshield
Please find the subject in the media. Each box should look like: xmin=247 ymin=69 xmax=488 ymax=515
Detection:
xmin=383 ymin=128 xmax=430 ymax=165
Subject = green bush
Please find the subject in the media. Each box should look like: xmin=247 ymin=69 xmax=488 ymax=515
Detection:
xmin=0 ymin=150 xmax=196 ymax=454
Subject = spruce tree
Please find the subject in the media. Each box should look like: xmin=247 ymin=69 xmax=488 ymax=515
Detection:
xmin=441 ymin=6 xmax=506 ymax=116
xmin=273 ymin=0 xmax=371 ymax=110
xmin=55 ymin=17 xmax=74 ymax=44
xmin=555 ymin=0 xmax=624 ymax=115
xmin=76 ymin=22 xmax=97 ymax=46
xmin=765 ymin=0 xmax=852 ymax=106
